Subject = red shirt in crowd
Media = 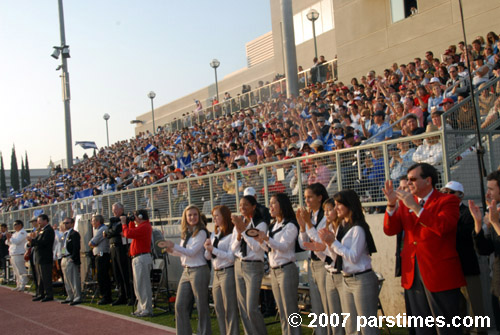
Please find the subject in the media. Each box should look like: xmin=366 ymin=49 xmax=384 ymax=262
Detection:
xmin=122 ymin=220 xmax=152 ymax=257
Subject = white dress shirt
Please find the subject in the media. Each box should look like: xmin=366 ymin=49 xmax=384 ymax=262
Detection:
xmin=6 ymin=228 xmax=27 ymax=255
xmin=298 ymin=209 xmax=327 ymax=261
xmin=329 ymin=224 xmax=372 ymax=275
xmin=260 ymin=220 xmax=298 ymax=268
xmin=231 ymin=219 xmax=267 ymax=261
xmin=323 ymin=225 xmax=340 ymax=273
xmin=205 ymin=232 xmax=235 ymax=270
xmin=171 ymin=229 xmax=208 ymax=268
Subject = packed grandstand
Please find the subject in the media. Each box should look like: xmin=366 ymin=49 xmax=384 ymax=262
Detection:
xmin=1 ymin=32 xmax=499 ymax=214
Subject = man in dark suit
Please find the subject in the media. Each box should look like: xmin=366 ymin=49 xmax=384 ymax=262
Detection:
xmin=0 ymin=223 xmax=8 ymax=276
xmin=383 ymin=163 xmax=465 ymax=335
xmin=105 ymin=202 xmax=133 ymax=306
xmin=470 ymin=170 xmax=500 ymax=333
xmin=441 ymin=181 xmax=486 ymax=335
xmin=60 ymin=217 xmax=82 ymax=305
xmin=27 ymin=214 xmax=55 ymax=302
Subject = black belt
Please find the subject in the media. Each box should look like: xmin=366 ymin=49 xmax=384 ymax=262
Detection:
xmin=62 ymin=255 xmax=71 ymax=258
xmin=214 ymin=265 xmax=234 ymax=272
xmin=132 ymin=252 xmax=150 ymax=259
xmin=271 ymin=261 xmax=294 ymax=270
xmin=183 ymin=264 xmax=207 ymax=269
xmin=343 ymin=269 xmax=372 ymax=278
xmin=240 ymin=259 xmax=263 ymax=263
xmin=110 ymin=243 xmax=123 ymax=247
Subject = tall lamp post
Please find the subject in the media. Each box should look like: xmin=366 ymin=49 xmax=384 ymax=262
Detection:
xmin=103 ymin=113 xmax=110 ymax=147
xmin=148 ymin=91 xmax=156 ymax=134
xmin=306 ymin=9 xmax=320 ymax=59
xmin=51 ymin=0 xmax=73 ymax=168
xmin=210 ymin=59 xmax=220 ymax=103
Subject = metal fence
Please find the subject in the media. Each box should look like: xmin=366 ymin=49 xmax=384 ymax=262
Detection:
xmin=166 ymin=59 xmax=338 ymax=131
xmin=442 ymin=76 xmax=500 ymax=201
xmin=5 ymin=127 xmax=499 ymax=230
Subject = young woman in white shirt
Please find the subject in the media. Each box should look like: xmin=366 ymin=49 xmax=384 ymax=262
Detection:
xmin=297 ymin=183 xmax=330 ymax=335
xmin=164 ymin=205 xmax=211 ymax=335
xmin=305 ymin=198 xmax=345 ymax=335
xmin=319 ymin=190 xmax=378 ymax=335
xmin=230 ymin=195 xmax=268 ymax=335
xmin=255 ymin=193 xmax=301 ymax=335
xmin=204 ymin=205 xmax=239 ymax=335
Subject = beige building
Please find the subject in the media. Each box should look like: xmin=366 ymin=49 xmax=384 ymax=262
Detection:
xmin=134 ymin=0 xmax=500 ymax=134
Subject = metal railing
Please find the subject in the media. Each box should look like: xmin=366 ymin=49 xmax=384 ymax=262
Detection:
xmin=441 ymin=76 xmax=500 ymax=199
xmin=165 ymin=59 xmax=338 ymax=131
xmin=5 ymin=128 xmax=498 ymax=230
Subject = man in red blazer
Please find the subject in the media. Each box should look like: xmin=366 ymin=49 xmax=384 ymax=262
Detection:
xmin=383 ymin=163 xmax=465 ymax=335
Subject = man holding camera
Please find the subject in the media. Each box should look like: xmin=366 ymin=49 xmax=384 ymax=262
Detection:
xmin=105 ymin=202 xmax=133 ymax=306
xmin=89 ymin=214 xmax=112 ymax=305
xmin=121 ymin=209 xmax=153 ymax=317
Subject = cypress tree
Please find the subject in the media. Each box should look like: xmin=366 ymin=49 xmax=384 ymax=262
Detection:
xmin=25 ymin=151 xmax=31 ymax=185
xmin=21 ymin=160 xmax=26 ymax=188
xmin=10 ymin=145 xmax=20 ymax=191
xmin=0 ymin=153 xmax=6 ymax=194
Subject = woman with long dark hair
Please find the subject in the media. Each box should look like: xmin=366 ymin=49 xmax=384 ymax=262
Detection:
xmin=164 ymin=205 xmax=211 ymax=335
xmin=230 ymin=195 xmax=268 ymax=335
xmin=319 ymin=189 xmax=378 ymax=335
xmin=297 ymin=183 xmax=330 ymax=335
xmin=305 ymin=197 xmax=345 ymax=335
xmin=204 ymin=205 xmax=239 ymax=335
xmin=255 ymin=193 xmax=301 ymax=335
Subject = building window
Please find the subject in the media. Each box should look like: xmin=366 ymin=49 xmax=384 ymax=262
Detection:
xmin=391 ymin=0 xmax=418 ymax=23
xmin=294 ymin=0 xmax=335 ymax=46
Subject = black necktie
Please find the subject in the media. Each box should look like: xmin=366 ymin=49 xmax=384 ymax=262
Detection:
xmin=182 ymin=231 xmax=192 ymax=248
xmin=212 ymin=235 xmax=220 ymax=259
xmin=419 ymin=199 xmax=425 ymax=207
xmin=334 ymin=225 xmax=345 ymax=271
xmin=240 ymin=221 xmax=254 ymax=258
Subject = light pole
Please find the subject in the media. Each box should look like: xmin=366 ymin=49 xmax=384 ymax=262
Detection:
xmin=51 ymin=0 xmax=73 ymax=168
xmin=210 ymin=59 xmax=220 ymax=103
xmin=148 ymin=91 xmax=156 ymax=134
xmin=306 ymin=9 xmax=320 ymax=59
xmin=103 ymin=113 xmax=110 ymax=147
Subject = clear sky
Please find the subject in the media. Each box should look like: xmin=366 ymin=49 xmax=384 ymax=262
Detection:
xmin=0 ymin=0 xmax=271 ymax=169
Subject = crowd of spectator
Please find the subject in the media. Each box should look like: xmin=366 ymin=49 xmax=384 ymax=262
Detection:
xmin=1 ymin=31 xmax=500 ymax=214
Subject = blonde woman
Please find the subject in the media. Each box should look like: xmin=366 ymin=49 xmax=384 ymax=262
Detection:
xmin=165 ymin=205 xmax=211 ymax=335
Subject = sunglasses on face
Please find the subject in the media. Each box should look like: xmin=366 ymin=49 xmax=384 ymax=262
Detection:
xmin=441 ymin=190 xmax=457 ymax=195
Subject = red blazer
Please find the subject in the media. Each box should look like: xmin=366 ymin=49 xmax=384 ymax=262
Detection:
xmin=384 ymin=190 xmax=465 ymax=292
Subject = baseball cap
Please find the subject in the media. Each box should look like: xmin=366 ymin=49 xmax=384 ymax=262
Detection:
xmin=439 ymin=98 xmax=454 ymax=106
xmin=244 ymin=187 xmax=256 ymax=197
xmin=441 ymin=181 xmax=464 ymax=194
xmin=430 ymin=77 xmax=440 ymax=84
xmin=311 ymin=139 xmax=324 ymax=148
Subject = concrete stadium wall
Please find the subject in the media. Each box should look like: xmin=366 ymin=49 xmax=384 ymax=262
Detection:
xmin=269 ymin=0 xmax=339 ymax=75
xmin=334 ymin=0 xmax=500 ymax=83
xmin=134 ymin=59 xmax=277 ymax=134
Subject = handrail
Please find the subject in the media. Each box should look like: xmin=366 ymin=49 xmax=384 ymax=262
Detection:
xmin=165 ymin=59 xmax=338 ymax=131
